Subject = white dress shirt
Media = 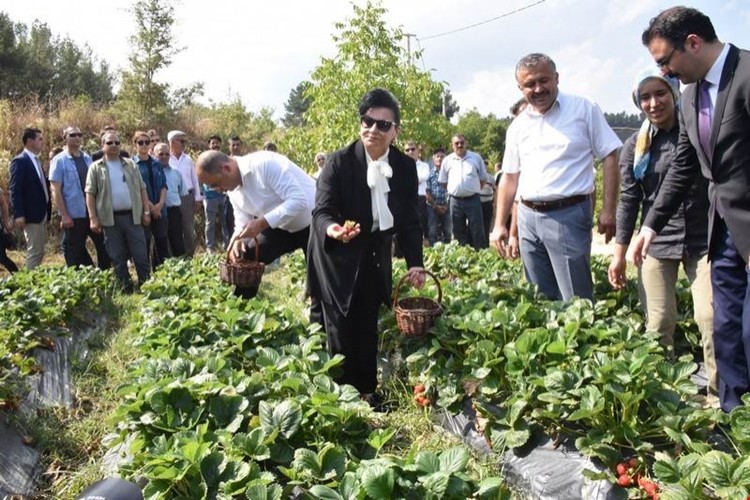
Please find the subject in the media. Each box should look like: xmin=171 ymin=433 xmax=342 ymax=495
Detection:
xmin=169 ymin=152 xmax=202 ymax=201
xmin=24 ymin=148 xmax=48 ymax=201
xmin=227 ymin=151 xmax=316 ymax=236
xmin=502 ymin=92 xmax=622 ymax=202
xmin=703 ymin=42 xmax=730 ymax=108
xmin=438 ymin=150 xmax=490 ymax=198
xmin=416 ymin=160 xmax=431 ymax=196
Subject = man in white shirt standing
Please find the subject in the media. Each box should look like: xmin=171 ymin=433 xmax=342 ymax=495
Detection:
xmin=195 ymin=149 xmax=316 ymax=298
xmin=405 ymin=140 xmax=431 ymax=244
xmin=168 ymin=130 xmax=202 ymax=256
xmin=438 ymin=134 xmax=492 ymax=249
xmin=491 ymin=53 xmax=621 ymax=301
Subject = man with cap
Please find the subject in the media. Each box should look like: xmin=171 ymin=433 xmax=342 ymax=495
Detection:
xmin=609 ymin=67 xmax=717 ymax=408
xmin=168 ymin=130 xmax=202 ymax=256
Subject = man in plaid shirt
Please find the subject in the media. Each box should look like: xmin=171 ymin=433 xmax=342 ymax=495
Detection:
xmin=425 ymin=148 xmax=451 ymax=245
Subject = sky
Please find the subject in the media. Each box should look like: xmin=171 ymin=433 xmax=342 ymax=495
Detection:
xmin=3 ymin=0 xmax=749 ymax=121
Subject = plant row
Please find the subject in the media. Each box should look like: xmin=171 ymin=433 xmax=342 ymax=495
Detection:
xmin=0 ymin=265 xmax=113 ymax=407
xmin=380 ymin=244 xmax=750 ymax=499
xmin=106 ymin=256 xmax=508 ymax=499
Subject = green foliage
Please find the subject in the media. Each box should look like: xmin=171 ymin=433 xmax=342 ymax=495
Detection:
xmin=454 ymin=109 xmax=507 ymax=165
xmin=111 ymin=0 xmax=203 ymax=131
xmin=282 ymin=81 xmax=311 ymax=128
xmin=0 ymin=13 xmax=113 ymax=104
xmin=281 ymin=0 xmax=453 ymax=167
xmin=0 ymin=266 xmax=114 ymax=406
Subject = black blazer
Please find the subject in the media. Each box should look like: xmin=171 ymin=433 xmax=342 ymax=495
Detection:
xmin=645 ymin=44 xmax=750 ymax=262
xmin=9 ymin=151 xmax=51 ymax=224
xmin=307 ymin=140 xmax=424 ymax=315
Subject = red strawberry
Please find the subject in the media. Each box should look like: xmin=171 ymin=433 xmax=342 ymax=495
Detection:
xmin=617 ymin=474 xmax=632 ymax=487
xmin=616 ymin=463 xmax=627 ymax=475
xmin=413 ymin=384 xmax=426 ymax=394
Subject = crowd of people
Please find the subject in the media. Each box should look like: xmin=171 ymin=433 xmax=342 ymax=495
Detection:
xmin=2 ymin=6 xmax=748 ymax=413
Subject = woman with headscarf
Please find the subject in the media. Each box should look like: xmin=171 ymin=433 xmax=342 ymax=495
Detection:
xmin=608 ymin=67 xmax=718 ymax=408
xmin=307 ymin=88 xmax=425 ymax=410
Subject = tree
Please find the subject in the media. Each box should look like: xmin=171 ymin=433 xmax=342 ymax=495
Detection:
xmin=454 ymin=109 xmax=507 ymax=165
xmin=112 ymin=0 xmax=202 ymax=131
xmin=280 ymin=0 xmax=452 ymax=168
xmin=0 ymin=14 xmax=113 ymax=104
xmin=282 ymin=81 xmax=311 ymax=128
xmin=432 ymin=89 xmax=460 ymax=120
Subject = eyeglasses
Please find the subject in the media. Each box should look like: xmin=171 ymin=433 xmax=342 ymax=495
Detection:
xmin=361 ymin=115 xmax=395 ymax=132
xmin=656 ymin=47 xmax=678 ymax=68
xmin=136 ymin=140 xmax=151 ymax=146
xmin=157 ymin=152 xmax=170 ymax=157
xmin=405 ymin=147 xmax=416 ymax=152
xmin=67 ymin=133 xmax=83 ymax=138
xmin=105 ymin=141 xmax=121 ymax=146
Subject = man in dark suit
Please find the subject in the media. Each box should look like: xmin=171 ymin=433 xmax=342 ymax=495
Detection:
xmin=630 ymin=7 xmax=750 ymax=412
xmin=9 ymin=127 xmax=50 ymax=269
xmin=307 ymin=88 xmax=425 ymax=408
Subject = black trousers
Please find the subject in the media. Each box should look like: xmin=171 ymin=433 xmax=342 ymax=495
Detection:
xmin=63 ymin=218 xmax=111 ymax=269
xmin=166 ymin=206 xmax=185 ymax=258
xmin=144 ymin=214 xmax=169 ymax=268
xmin=0 ymin=234 xmax=18 ymax=273
xmin=317 ymin=249 xmax=383 ymax=394
xmin=234 ymin=225 xmax=310 ymax=298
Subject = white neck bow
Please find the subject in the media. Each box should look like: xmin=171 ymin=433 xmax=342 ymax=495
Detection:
xmin=367 ymin=160 xmax=394 ymax=231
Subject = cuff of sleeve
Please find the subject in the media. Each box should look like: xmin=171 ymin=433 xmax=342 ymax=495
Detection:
xmin=264 ymin=211 xmax=282 ymax=229
xmin=639 ymin=226 xmax=656 ymax=236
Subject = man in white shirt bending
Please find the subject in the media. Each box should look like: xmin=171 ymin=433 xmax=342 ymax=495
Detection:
xmin=195 ymin=149 xmax=316 ymax=298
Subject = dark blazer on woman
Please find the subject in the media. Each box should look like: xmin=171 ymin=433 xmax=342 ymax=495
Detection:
xmin=307 ymin=140 xmax=424 ymax=315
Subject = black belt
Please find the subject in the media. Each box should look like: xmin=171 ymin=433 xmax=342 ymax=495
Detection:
xmin=521 ymin=194 xmax=589 ymax=212
xmin=113 ymin=209 xmax=132 ymax=216
xmin=451 ymin=193 xmax=479 ymax=200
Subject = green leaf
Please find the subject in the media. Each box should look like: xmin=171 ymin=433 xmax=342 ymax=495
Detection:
xmin=700 ymin=451 xmax=734 ymax=488
xmin=361 ymin=465 xmax=394 ymax=499
xmin=232 ymin=428 xmax=270 ymax=461
xmin=308 ymin=485 xmax=344 ymax=500
xmin=415 ymin=451 xmax=441 ymax=474
xmin=367 ymin=427 xmax=397 ymax=453
xmin=474 ymin=477 xmax=504 ymax=497
xmin=245 ymin=483 xmax=282 ymax=500
xmin=731 ymin=455 xmax=750 ymax=486
xmin=420 ymin=471 xmax=450 ymax=497
xmin=438 ymin=447 xmax=470 ymax=474
xmin=200 ymin=451 xmax=225 ymax=488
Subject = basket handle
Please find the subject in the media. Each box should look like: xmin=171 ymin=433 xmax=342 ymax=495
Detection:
xmin=392 ymin=269 xmax=442 ymax=308
xmin=225 ymin=233 xmax=261 ymax=264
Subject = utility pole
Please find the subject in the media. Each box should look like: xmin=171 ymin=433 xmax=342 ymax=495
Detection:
xmin=404 ymin=33 xmax=416 ymax=63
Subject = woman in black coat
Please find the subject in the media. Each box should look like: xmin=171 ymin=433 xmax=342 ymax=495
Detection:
xmin=307 ymin=88 xmax=424 ymax=405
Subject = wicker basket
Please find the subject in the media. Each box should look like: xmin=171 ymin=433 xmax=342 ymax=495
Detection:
xmin=393 ymin=269 xmax=443 ymax=337
xmin=220 ymin=235 xmax=265 ymax=288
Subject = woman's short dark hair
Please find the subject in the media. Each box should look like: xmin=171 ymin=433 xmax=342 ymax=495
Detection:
xmin=358 ymin=88 xmax=401 ymax=125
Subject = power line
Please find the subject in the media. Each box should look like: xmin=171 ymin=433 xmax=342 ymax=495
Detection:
xmin=418 ymin=0 xmax=547 ymax=42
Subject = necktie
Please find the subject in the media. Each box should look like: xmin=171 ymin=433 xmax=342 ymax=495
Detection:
xmin=698 ymin=80 xmax=713 ymax=157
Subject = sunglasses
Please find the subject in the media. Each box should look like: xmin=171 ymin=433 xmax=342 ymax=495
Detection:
xmin=105 ymin=141 xmax=121 ymax=146
xmin=67 ymin=133 xmax=83 ymax=138
xmin=136 ymin=140 xmax=151 ymax=146
xmin=361 ymin=115 xmax=395 ymax=132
